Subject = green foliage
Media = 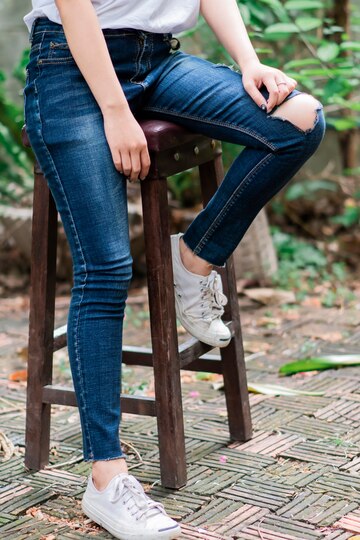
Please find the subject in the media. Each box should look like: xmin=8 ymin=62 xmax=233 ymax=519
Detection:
xmin=181 ymin=0 xmax=359 ymax=131
xmin=284 ymin=179 xmax=338 ymax=201
xmin=331 ymin=203 xmax=360 ymax=227
xmin=270 ymin=228 xmax=355 ymax=305
xmin=279 ymin=354 xmax=360 ymax=376
xmin=172 ymin=0 xmax=359 ymax=208
xmin=272 ymin=228 xmax=327 ymax=269
xmin=168 ymin=169 xmax=202 ymax=207
xmin=0 ymin=49 xmax=33 ymax=205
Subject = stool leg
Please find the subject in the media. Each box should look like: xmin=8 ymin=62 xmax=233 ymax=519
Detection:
xmin=140 ymin=176 xmax=187 ymax=489
xmin=25 ymin=165 xmax=57 ymax=470
xmin=199 ymin=157 xmax=253 ymax=441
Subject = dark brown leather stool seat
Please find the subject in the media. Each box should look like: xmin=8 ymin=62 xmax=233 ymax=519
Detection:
xmin=21 ymin=119 xmax=252 ymax=489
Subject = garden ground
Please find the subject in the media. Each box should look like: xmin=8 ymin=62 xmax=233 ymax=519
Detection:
xmin=1 ymin=279 xmax=360 ymax=539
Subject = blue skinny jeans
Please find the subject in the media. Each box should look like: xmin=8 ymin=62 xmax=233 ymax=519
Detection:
xmin=24 ymin=17 xmax=326 ymax=461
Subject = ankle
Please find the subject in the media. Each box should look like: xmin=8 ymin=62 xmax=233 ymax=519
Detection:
xmin=92 ymin=457 xmax=128 ymax=491
xmin=179 ymin=237 xmax=212 ymax=276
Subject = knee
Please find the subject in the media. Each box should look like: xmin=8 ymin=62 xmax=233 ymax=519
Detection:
xmin=271 ymin=93 xmax=324 ymax=134
xmin=75 ymin=254 xmax=133 ymax=290
xmin=98 ymin=255 xmax=133 ymax=286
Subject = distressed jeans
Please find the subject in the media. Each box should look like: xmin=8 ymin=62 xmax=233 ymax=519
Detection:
xmin=24 ymin=17 xmax=326 ymax=461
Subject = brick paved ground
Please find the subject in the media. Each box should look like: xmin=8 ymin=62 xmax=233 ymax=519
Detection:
xmin=1 ymin=286 xmax=360 ymax=539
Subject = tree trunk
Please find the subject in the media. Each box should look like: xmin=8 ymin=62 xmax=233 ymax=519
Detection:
xmin=327 ymin=0 xmax=358 ymax=170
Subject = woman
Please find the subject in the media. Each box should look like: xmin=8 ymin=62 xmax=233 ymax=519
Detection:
xmin=23 ymin=1 xmax=326 ymax=538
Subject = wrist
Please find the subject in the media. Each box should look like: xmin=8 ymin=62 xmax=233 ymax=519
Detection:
xmin=237 ymin=55 xmax=260 ymax=72
xmin=101 ymin=100 xmax=130 ymax=116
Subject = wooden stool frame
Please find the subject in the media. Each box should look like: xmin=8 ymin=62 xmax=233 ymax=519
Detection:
xmin=22 ymin=120 xmax=252 ymax=489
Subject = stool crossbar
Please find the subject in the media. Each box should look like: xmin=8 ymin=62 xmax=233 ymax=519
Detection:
xmin=22 ymin=119 xmax=252 ymax=489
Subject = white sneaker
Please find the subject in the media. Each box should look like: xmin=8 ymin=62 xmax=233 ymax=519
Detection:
xmin=81 ymin=472 xmax=181 ymax=540
xmin=171 ymin=233 xmax=231 ymax=348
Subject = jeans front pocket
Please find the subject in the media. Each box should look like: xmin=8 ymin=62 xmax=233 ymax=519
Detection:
xmin=38 ymin=37 xmax=75 ymax=65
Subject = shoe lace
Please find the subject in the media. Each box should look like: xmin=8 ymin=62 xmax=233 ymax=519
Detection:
xmin=198 ymin=271 xmax=228 ymax=322
xmin=109 ymin=475 xmax=165 ymax=522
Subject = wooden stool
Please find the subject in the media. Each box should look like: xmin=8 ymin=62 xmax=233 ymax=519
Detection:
xmin=21 ymin=120 xmax=252 ymax=489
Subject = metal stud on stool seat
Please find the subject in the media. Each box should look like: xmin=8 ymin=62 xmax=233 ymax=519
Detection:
xmin=21 ymin=119 xmax=252 ymax=489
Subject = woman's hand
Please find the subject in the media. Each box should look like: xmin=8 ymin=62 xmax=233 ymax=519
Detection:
xmin=200 ymin=0 xmax=298 ymax=113
xmin=103 ymin=106 xmax=150 ymax=182
xmin=241 ymin=59 xmax=298 ymax=113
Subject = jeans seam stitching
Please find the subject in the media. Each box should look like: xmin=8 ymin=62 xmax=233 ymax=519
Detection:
xmin=193 ymin=153 xmax=275 ymax=255
xmin=130 ymin=37 xmax=145 ymax=83
xmin=142 ymin=106 xmax=278 ymax=151
xmin=38 ymin=59 xmax=75 ymax=65
xmin=147 ymin=36 xmax=153 ymax=71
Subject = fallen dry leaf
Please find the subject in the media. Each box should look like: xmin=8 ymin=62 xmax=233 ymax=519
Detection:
xmin=8 ymin=369 xmax=28 ymax=382
xmin=243 ymin=288 xmax=296 ymax=305
xmin=256 ymin=317 xmax=282 ymax=327
xmin=181 ymin=374 xmax=196 ymax=384
xmin=26 ymin=507 xmax=45 ymax=519
xmin=300 ymin=328 xmax=343 ymax=342
xmin=243 ymin=340 xmax=271 ymax=353
xmin=301 ymin=296 xmax=322 ymax=308
xmin=0 ymin=430 xmax=15 ymax=460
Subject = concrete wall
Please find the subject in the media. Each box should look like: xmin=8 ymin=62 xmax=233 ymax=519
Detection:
xmin=0 ymin=0 xmax=32 ymax=101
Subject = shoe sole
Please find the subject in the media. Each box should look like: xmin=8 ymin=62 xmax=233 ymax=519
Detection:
xmin=174 ymin=295 xmax=231 ymax=349
xmin=82 ymin=497 xmax=181 ymax=540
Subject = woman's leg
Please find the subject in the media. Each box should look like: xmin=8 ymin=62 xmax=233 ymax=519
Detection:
xmin=24 ymin=21 xmax=138 ymax=485
xmin=24 ymin=21 xmax=181 ymax=540
xmin=142 ymin=52 xmax=326 ymax=266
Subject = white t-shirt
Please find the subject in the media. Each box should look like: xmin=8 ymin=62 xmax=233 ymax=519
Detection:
xmin=24 ymin=0 xmax=200 ymax=34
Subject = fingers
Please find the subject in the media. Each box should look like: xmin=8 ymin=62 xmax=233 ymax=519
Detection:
xmin=112 ymin=146 xmax=150 ymax=182
xmin=127 ymin=143 xmax=150 ymax=182
xmin=243 ymin=67 xmax=298 ymax=113
xmin=243 ymin=79 xmax=268 ymax=109
xmin=104 ymin=113 xmax=150 ymax=182
xmin=287 ymin=76 xmax=298 ymax=90
xmin=112 ymin=152 xmax=123 ymax=174
xmin=265 ymin=76 xmax=288 ymax=112
xmin=139 ymin=146 xmax=151 ymax=181
xmin=265 ymin=73 xmax=300 ymax=112
xmin=121 ymin=152 xmax=132 ymax=178
xmin=129 ymin=148 xmax=141 ymax=182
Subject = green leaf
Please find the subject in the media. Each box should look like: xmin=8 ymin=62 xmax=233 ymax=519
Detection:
xmin=195 ymin=372 xmax=213 ymax=381
xmin=295 ymin=17 xmax=323 ymax=31
xmin=340 ymin=41 xmax=360 ymax=52
xmin=299 ymin=67 xmax=348 ymax=76
xmin=254 ymin=48 xmax=274 ymax=55
xmin=323 ymin=76 xmax=353 ymax=101
xmin=326 ymin=117 xmax=359 ymax=131
xmin=238 ymin=3 xmax=251 ymax=24
xmin=317 ymin=42 xmax=340 ymax=62
xmin=264 ymin=23 xmax=299 ymax=38
xmin=279 ymin=355 xmax=360 ymax=376
xmin=285 ymin=180 xmax=337 ymax=201
xmin=258 ymin=0 xmax=289 ymax=21
xmin=247 ymin=382 xmax=324 ymax=396
xmin=285 ymin=0 xmax=324 ymax=10
xmin=258 ymin=0 xmax=283 ymax=7
xmin=284 ymin=58 xmax=321 ymax=69
xmin=331 ymin=206 xmax=360 ymax=227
